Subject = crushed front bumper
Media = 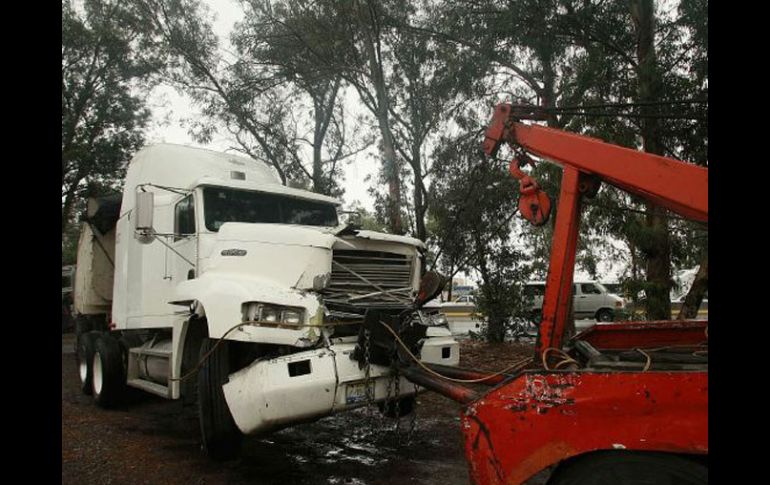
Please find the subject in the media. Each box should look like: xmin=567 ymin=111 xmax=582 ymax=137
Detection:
xmin=222 ymin=337 xmax=460 ymax=435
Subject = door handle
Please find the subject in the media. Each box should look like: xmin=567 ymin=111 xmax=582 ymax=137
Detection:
xmin=578 ymin=296 xmax=587 ymax=299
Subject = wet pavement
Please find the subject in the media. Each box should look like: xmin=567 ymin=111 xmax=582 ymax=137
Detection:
xmin=62 ymin=333 xmax=542 ymax=485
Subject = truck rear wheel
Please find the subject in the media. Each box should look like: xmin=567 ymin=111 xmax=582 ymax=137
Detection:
xmin=379 ymin=396 xmax=415 ymax=418
xmin=547 ymin=451 xmax=707 ymax=485
xmin=76 ymin=331 xmax=99 ymax=395
xmin=198 ymin=338 xmax=242 ymax=461
xmin=92 ymin=333 xmax=126 ymax=408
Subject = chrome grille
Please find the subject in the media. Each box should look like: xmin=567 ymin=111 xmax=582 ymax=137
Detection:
xmin=327 ymin=250 xmax=414 ymax=304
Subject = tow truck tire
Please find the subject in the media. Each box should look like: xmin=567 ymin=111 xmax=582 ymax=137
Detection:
xmin=547 ymin=451 xmax=707 ymax=485
xmin=77 ymin=331 xmax=99 ymax=395
xmin=379 ymin=396 xmax=415 ymax=418
xmin=198 ymin=338 xmax=242 ymax=461
xmin=596 ymin=309 xmax=614 ymax=322
xmin=92 ymin=333 xmax=126 ymax=408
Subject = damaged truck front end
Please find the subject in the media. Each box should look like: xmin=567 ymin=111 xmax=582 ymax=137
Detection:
xmin=77 ymin=145 xmax=459 ymax=460
xmin=174 ymin=220 xmax=459 ymax=437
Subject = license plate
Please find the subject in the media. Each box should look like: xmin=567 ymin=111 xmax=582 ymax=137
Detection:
xmin=346 ymin=381 xmax=374 ymax=405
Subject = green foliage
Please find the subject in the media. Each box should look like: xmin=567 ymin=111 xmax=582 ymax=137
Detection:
xmin=62 ymin=0 xmax=161 ymax=233
xmin=430 ymin=127 xmax=532 ymax=342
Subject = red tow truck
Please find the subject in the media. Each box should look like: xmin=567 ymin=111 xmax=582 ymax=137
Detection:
xmin=398 ymin=104 xmax=707 ymax=484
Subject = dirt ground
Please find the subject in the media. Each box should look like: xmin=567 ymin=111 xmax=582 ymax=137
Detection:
xmin=62 ymin=333 xmax=545 ymax=485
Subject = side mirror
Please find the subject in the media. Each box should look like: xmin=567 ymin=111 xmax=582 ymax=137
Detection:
xmin=339 ymin=210 xmax=363 ymax=229
xmin=134 ymin=191 xmax=156 ymax=244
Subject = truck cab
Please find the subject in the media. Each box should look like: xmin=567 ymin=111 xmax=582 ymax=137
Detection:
xmin=74 ymin=143 xmax=459 ymax=459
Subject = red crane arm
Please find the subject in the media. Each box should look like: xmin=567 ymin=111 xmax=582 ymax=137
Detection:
xmin=481 ymin=103 xmax=708 ymax=358
xmin=482 ymin=104 xmax=708 ymax=223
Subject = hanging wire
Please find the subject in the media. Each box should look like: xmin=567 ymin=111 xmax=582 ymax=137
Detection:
xmin=551 ymin=99 xmax=707 ymax=111
xmin=538 ymin=98 xmax=708 ymax=121
xmin=547 ymin=110 xmax=706 ymax=121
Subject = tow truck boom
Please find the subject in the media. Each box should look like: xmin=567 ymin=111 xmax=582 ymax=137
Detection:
xmin=396 ymin=103 xmax=708 ymax=485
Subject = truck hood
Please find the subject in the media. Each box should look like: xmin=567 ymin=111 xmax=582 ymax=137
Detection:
xmin=212 ymin=223 xmax=424 ymax=250
xmin=201 ymin=223 xmax=420 ymax=291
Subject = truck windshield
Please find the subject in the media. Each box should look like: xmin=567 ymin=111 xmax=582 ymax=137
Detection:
xmin=203 ymin=187 xmax=338 ymax=231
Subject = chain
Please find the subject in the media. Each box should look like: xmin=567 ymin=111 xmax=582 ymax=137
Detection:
xmin=360 ymin=316 xmax=421 ymax=446
xmin=393 ymin=366 xmax=401 ymax=438
xmin=406 ymin=382 xmax=418 ymax=444
xmin=363 ymin=328 xmax=374 ymax=423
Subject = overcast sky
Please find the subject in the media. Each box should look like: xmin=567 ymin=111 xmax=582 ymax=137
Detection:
xmin=140 ymin=0 xmax=636 ymax=284
xmin=143 ymin=0 xmax=380 ymax=212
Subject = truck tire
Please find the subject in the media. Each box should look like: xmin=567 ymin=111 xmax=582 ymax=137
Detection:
xmin=198 ymin=338 xmax=242 ymax=461
xmin=596 ymin=309 xmax=614 ymax=322
xmin=547 ymin=451 xmax=707 ymax=485
xmin=76 ymin=331 xmax=99 ymax=395
xmin=379 ymin=396 xmax=415 ymax=418
xmin=75 ymin=315 xmax=94 ymax=338
xmin=92 ymin=333 xmax=126 ymax=408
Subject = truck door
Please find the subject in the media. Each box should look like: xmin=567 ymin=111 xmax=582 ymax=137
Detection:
xmin=170 ymin=194 xmax=198 ymax=283
xmin=576 ymin=283 xmax=603 ymax=318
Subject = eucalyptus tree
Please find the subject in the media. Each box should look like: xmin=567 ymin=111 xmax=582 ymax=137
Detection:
xmin=430 ymin=124 xmax=532 ymax=342
xmin=62 ymin=0 xmax=163 ymax=233
xmin=132 ymin=0 xmax=359 ymax=195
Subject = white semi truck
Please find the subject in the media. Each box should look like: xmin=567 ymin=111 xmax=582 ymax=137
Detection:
xmin=73 ymin=143 xmax=459 ymax=460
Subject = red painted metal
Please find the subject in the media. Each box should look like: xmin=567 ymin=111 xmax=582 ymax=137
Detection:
xmin=535 ymin=167 xmax=583 ymax=358
xmin=508 ymin=157 xmax=551 ymax=226
xmin=440 ymin=103 xmax=711 ymax=484
xmin=482 ymin=104 xmax=707 ymax=223
xmin=510 ymin=123 xmax=708 ymax=223
xmin=461 ymin=371 xmax=708 ymax=485
xmin=576 ymin=320 xmax=708 ymax=350
xmin=397 ymin=363 xmax=480 ymax=404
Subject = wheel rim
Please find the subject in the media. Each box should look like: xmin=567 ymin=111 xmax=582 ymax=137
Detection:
xmin=78 ymin=356 xmax=88 ymax=383
xmin=599 ymin=312 xmax=612 ymax=322
xmin=93 ymin=351 xmax=103 ymax=395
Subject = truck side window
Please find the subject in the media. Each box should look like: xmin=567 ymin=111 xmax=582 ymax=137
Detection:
xmin=581 ymin=283 xmax=601 ymax=294
xmin=175 ymin=195 xmax=195 ymax=241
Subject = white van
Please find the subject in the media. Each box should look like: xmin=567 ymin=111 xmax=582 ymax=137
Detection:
xmin=524 ymin=281 xmax=626 ymax=322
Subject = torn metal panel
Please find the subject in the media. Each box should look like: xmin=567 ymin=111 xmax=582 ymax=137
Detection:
xmin=460 ymin=371 xmax=708 ymax=485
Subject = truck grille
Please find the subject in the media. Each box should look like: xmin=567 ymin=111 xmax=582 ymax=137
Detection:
xmin=327 ymin=250 xmax=414 ymax=304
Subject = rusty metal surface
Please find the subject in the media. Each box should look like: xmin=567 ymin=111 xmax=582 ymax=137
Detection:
xmin=460 ymin=371 xmax=708 ymax=485
xmin=424 ymin=363 xmax=509 ymax=386
xmin=398 ymin=364 xmax=481 ymax=404
xmin=465 ymin=103 xmax=709 ymax=485
xmin=575 ymin=320 xmax=708 ymax=350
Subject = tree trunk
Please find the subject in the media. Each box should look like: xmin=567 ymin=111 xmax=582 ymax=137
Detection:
xmin=631 ymin=0 xmax=672 ymax=320
xmin=312 ymin=109 xmax=325 ymax=194
xmin=356 ymin=1 xmax=403 ymax=234
xmin=677 ymin=256 xmax=708 ymax=319
xmin=411 ymin=147 xmax=427 ymax=242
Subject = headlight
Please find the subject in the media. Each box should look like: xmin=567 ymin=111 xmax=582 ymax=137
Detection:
xmin=261 ymin=306 xmax=281 ymax=322
xmin=242 ymin=302 xmax=306 ymax=326
xmin=282 ymin=309 xmax=303 ymax=325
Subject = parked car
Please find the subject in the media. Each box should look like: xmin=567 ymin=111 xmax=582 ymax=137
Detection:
xmin=524 ymin=280 xmax=626 ymax=322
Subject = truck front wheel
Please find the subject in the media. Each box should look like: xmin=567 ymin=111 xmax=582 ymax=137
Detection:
xmin=92 ymin=334 xmax=126 ymax=408
xmin=76 ymin=331 xmax=99 ymax=395
xmin=379 ymin=396 xmax=415 ymax=418
xmin=198 ymin=338 xmax=243 ymax=461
